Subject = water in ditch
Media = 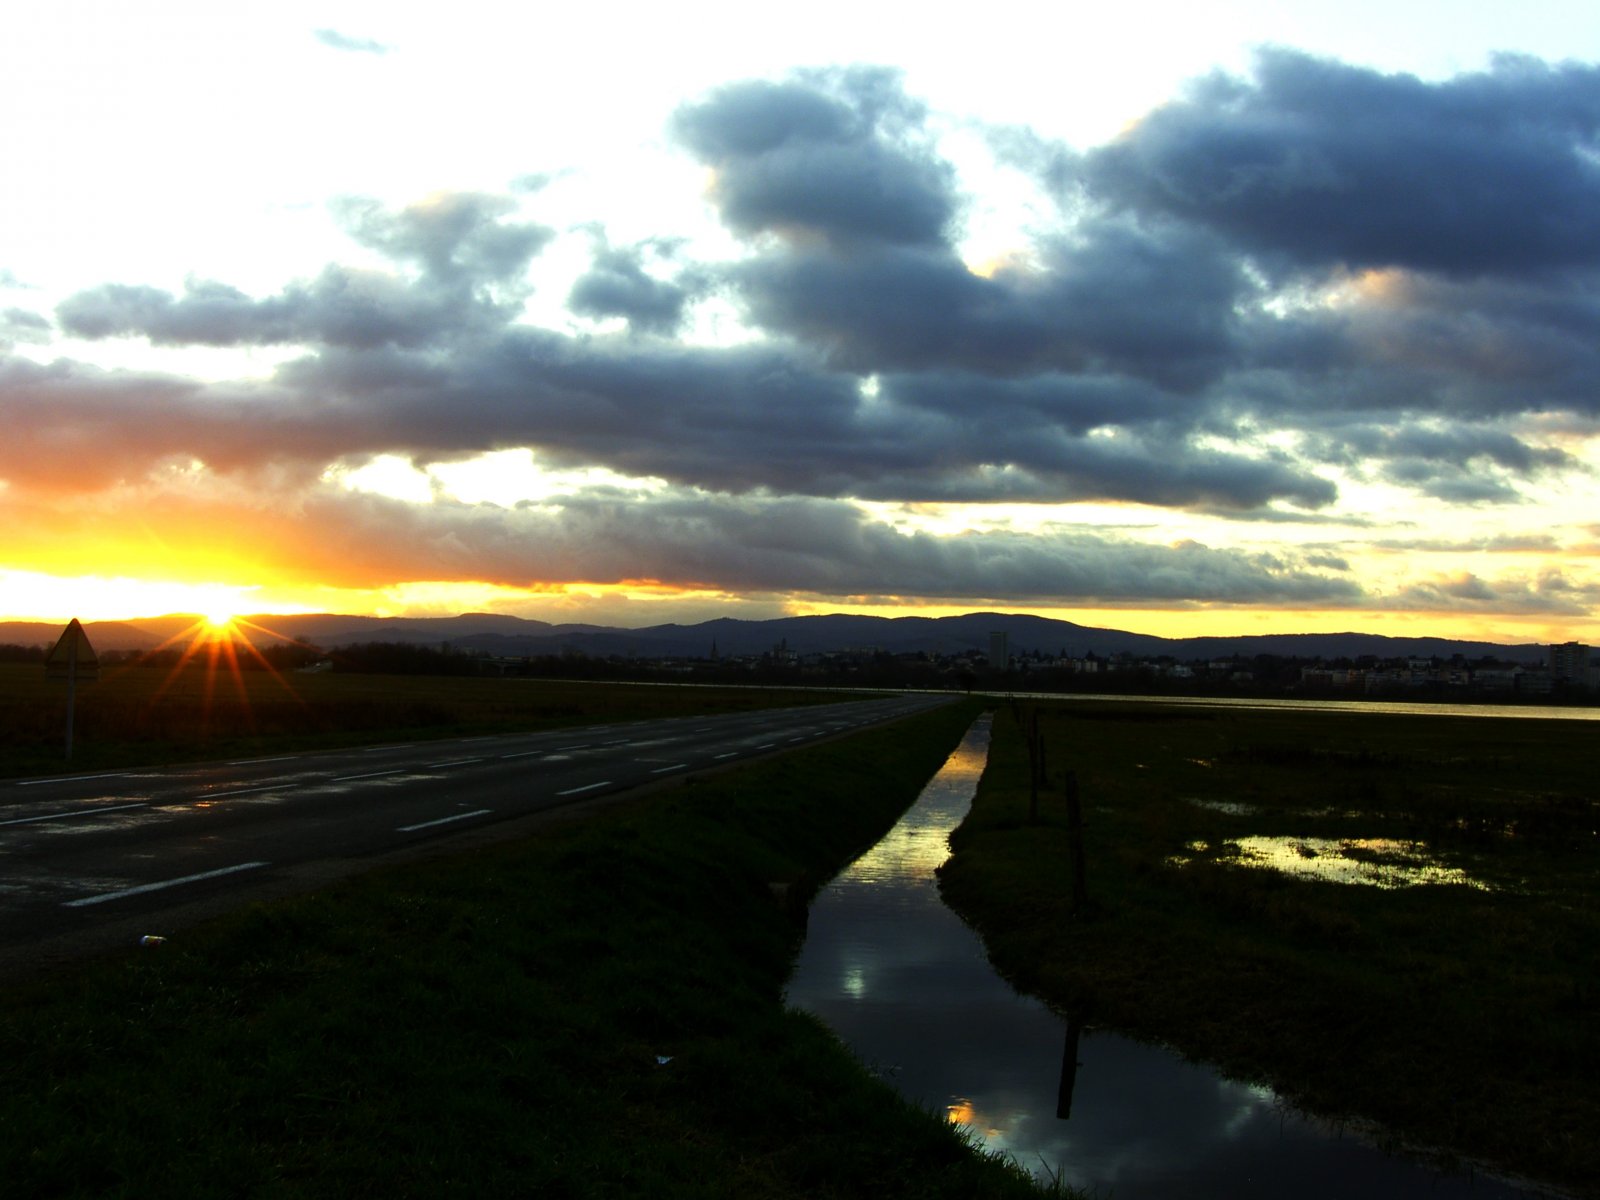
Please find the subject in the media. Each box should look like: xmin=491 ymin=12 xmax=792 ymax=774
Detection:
xmin=784 ymin=715 xmax=1545 ymax=1198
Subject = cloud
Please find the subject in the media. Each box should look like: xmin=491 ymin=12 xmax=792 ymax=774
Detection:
xmin=1296 ymin=420 xmax=1576 ymax=503
xmin=43 ymin=70 xmax=1591 ymax=523
xmin=1383 ymin=570 xmax=1600 ymax=615
xmin=57 ymin=271 xmax=498 ymax=349
xmin=313 ymin=29 xmax=389 ymax=55
xmin=331 ymin=193 xmax=552 ymax=290
xmin=673 ymin=68 xmax=955 ymax=248
xmin=1078 ymin=49 xmax=1600 ymax=278
xmin=568 ymin=238 xmax=700 ymax=335
xmin=678 ymin=72 xmax=1248 ymax=392
xmin=105 ymin=481 xmax=1364 ymax=606
xmin=1369 ymin=533 xmax=1561 ymax=553
xmin=57 ymin=193 xmax=555 ymax=350
xmin=0 ymin=324 xmax=1337 ymax=513
xmin=10 ymin=57 xmax=1600 ymax=625
xmin=726 ymin=221 xmax=1247 ymax=390
xmin=1 ymin=307 xmax=50 ymax=348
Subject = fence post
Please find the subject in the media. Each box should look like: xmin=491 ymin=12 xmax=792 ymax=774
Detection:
xmin=1065 ymin=769 xmax=1088 ymax=914
xmin=1028 ymin=709 xmax=1041 ymax=824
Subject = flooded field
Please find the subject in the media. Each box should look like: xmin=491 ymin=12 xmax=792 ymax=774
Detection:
xmin=1168 ymin=832 xmax=1489 ymax=889
xmin=786 ymin=716 xmax=1550 ymax=1197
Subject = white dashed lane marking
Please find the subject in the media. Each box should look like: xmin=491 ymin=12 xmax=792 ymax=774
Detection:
xmin=397 ymin=809 xmax=493 ymax=833
xmin=62 ymin=861 xmax=271 ymax=908
xmin=0 ymin=802 xmax=149 ymax=827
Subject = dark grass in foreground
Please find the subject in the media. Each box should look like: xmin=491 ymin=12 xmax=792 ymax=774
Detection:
xmin=0 ymin=699 xmax=1063 ymax=1199
xmin=0 ymin=661 xmax=858 ymax=780
xmin=938 ymin=700 xmax=1599 ymax=1197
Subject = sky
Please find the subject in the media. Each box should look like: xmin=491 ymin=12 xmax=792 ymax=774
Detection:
xmin=4 ymin=1 xmax=1600 ymax=644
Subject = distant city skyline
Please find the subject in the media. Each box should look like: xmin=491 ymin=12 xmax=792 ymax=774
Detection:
xmin=5 ymin=3 xmax=1600 ymax=644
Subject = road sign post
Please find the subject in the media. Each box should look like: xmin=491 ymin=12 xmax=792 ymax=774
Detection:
xmin=46 ymin=619 xmax=100 ymax=761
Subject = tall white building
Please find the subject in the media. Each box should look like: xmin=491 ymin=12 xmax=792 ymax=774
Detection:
xmin=1549 ymin=642 xmax=1591 ymax=682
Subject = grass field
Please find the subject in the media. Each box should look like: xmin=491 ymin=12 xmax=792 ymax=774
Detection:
xmin=0 ymin=699 xmax=1072 ymax=1198
xmin=938 ymin=699 xmax=1599 ymax=1196
xmin=0 ymin=661 xmax=857 ymax=781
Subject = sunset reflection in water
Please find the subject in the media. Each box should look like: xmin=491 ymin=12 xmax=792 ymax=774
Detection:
xmin=1171 ymin=836 xmax=1488 ymax=889
xmin=786 ymin=716 xmax=1536 ymax=1198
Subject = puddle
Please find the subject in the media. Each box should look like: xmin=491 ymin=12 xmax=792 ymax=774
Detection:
xmin=1171 ymin=836 xmax=1490 ymax=890
xmin=786 ymin=717 xmax=1537 ymax=1197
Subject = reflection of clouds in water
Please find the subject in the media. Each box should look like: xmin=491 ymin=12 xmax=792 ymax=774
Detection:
xmin=847 ymin=746 xmax=985 ymax=884
xmin=787 ymin=717 xmax=1533 ymax=1199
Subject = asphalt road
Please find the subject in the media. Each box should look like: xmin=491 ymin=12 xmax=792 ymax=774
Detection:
xmin=0 ymin=692 xmax=954 ymax=975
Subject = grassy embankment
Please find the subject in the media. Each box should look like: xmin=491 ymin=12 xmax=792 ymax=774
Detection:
xmin=0 ymin=660 xmax=856 ymax=781
xmin=938 ymin=699 xmax=1599 ymax=1196
xmin=0 ymin=698 xmax=1068 ymax=1199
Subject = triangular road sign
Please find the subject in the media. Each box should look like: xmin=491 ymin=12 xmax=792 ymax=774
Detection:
xmin=46 ymin=618 xmax=100 ymax=682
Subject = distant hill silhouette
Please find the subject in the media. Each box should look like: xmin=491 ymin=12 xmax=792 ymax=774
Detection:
xmin=0 ymin=610 xmax=1550 ymax=664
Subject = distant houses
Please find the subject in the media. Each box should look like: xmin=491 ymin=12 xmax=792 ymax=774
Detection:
xmin=1298 ymin=643 xmax=1595 ymax=697
xmin=73 ymin=625 xmax=1588 ymax=702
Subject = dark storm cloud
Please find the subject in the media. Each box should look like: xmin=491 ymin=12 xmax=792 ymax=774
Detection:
xmin=0 ymin=326 xmax=1331 ymax=513
xmin=1227 ymin=268 xmax=1600 ymax=440
xmin=1382 ymin=461 xmax=1524 ymax=504
xmin=568 ymin=240 xmax=699 ymax=334
xmin=1080 ymin=49 xmax=1600 ymax=277
xmin=17 ymin=56 xmax=1600 ymax=616
xmin=1289 ymin=419 xmax=1574 ymax=503
xmin=1377 ymin=426 xmax=1572 ymax=475
xmin=330 ymin=193 xmax=553 ymax=289
xmin=278 ymin=333 xmax=1334 ymax=509
xmin=57 ymin=271 xmax=500 ymax=349
xmin=728 ymin=220 xmax=1246 ymax=389
xmin=313 ymin=29 xmax=390 ymax=55
xmin=1303 ymin=421 xmax=1573 ymax=474
xmin=1335 ymin=272 xmax=1600 ymax=414
xmin=47 ymin=66 xmax=1590 ymax=523
xmin=56 ymin=194 xmax=554 ymax=349
xmin=679 ymin=71 xmax=1248 ymax=390
xmin=278 ymin=487 xmax=1363 ymax=604
xmin=673 ymin=69 xmax=955 ymax=248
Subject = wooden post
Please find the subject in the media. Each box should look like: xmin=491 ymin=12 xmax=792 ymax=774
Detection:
xmin=1028 ymin=709 xmax=1040 ymax=824
xmin=1065 ymin=769 xmax=1088 ymax=914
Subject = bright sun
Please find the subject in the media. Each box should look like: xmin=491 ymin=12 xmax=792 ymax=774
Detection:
xmin=202 ymin=609 xmax=237 ymax=631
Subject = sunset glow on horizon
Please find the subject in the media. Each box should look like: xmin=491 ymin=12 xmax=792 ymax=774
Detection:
xmin=6 ymin=4 xmax=1600 ymax=646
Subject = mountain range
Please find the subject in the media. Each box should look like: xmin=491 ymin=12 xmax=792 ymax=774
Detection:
xmin=0 ymin=611 xmax=1552 ymax=665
